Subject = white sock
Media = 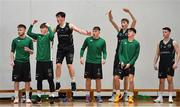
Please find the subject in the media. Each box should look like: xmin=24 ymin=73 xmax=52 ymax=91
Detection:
xmin=26 ymin=91 xmax=30 ymax=99
xmin=116 ymin=90 xmax=121 ymax=95
xmin=56 ymin=78 xmax=60 ymax=83
xmin=158 ymin=91 xmax=163 ymax=98
xmin=14 ymin=91 xmax=19 ymax=99
xmin=71 ymin=77 xmax=75 ymax=83
xmin=169 ymin=92 xmax=173 ymax=99
xmin=113 ymin=89 xmax=116 ymax=94
xmin=86 ymin=91 xmax=89 ymax=96
xmin=50 ymin=92 xmax=55 ymax=97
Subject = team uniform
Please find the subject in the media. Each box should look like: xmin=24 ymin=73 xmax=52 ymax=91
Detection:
xmin=80 ymin=37 xmax=107 ymax=79
xmin=158 ymin=38 xmax=175 ymax=78
xmin=119 ymin=39 xmax=140 ymax=79
xmin=55 ymin=22 xmax=74 ymax=64
xmin=11 ymin=36 xmax=33 ymax=82
xmin=27 ymin=25 xmax=55 ymax=92
xmin=113 ymin=29 xmax=128 ymax=78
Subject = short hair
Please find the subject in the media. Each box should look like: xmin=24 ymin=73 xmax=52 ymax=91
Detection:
xmin=56 ymin=11 xmax=66 ymax=18
xmin=162 ymin=27 xmax=171 ymax=32
xmin=128 ymin=28 xmax=136 ymax=34
xmin=40 ymin=23 xmax=48 ymax=28
xmin=93 ymin=26 xmax=101 ymax=31
xmin=121 ymin=18 xmax=129 ymax=24
xmin=17 ymin=24 xmax=26 ymax=29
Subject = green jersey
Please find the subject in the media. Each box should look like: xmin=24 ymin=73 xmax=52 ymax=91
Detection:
xmin=27 ymin=25 xmax=54 ymax=61
xmin=80 ymin=37 xmax=107 ymax=64
xmin=119 ymin=39 xmax=140 ymax=66
xmin=11 ymin=36 xmax=33 ymax=62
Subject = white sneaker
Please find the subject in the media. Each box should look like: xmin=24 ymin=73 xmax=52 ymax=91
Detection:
xmin=169 ymin=97 xmax=173 ymax=103
xmin=108 ymin=95 xmax=115 ymax=102
xmin=154 ymin=97 xmax=163 ymax=103
xmin=26 ymin=99 xmax=32 ymax=103
xmin=13 ymin=98 xmax=19 ymax=104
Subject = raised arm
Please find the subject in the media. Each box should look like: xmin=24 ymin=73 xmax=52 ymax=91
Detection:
xmin=107 ymin=10 xmax=120 ymax=32
xmin=173 ymin=41 xmax=180 ymax=69
xmin=27 ymin=20 xmax=39 ymax=39
xmin=69 ymin=23 xmax=91 ymax=36
xmin=46 ymin=23 xmax=55 ymax=41
xmin=123 ymin=8 xmax=137 ymax=28
xmin=153 ymin=43 xmax=160 ymax=70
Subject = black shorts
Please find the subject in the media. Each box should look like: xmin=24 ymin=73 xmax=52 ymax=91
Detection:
xmin=56 ymin=46 xmax=74 ymax=64
xmin=113 ymin=53 xmax=121 ymax=76
xmin=12 ymin=61 xmax=31 ymax=82
xmin=158 ymin=62 xmax=174 ymax=78
xmin=36 ymin=61 xmax=54 ymax=80
xmin=84 ymin=62 xmax=103 ymax=79
xmin=118 ymin=64 xmax=135 ymax=80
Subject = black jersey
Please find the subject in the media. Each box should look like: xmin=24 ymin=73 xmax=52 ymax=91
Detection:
xmin=115 ymin=29 xmax=128 ymax=52
xmin=159 ymin=38 xmax=175 ymax=64
xmin=56 ymin=23 xmax=73 ymax=48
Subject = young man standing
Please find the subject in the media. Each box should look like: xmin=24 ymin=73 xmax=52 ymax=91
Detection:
xmin=153 ymin=27 xmax=180 ymax=103
xmin=107 ymin=8 xmax=136 ymax=102
xmin=55 ymin=12 xmax=91 ymax=91
xmin=80 ymin=26 xmax=107 ymax=103
xmin=118 ymin=28 xmax=140 ymax=103
xmin=27 ymin=20 xmax=55 ymax=104
xmin=10 ymin=24 xmax=34 ymax=104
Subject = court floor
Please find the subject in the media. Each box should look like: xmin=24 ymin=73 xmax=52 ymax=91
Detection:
xmin=0 ymin=98 xmax=179 ymax=107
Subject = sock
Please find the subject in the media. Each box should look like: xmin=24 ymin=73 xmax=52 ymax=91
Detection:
xmin=169 ymin=92 xmax=172 ymax=99
xmin=71 ymin=77 xmax=75 ymax=83
xmin=116 ymin=90 xmax=121 ymax=95
xmin=97 ymin=92 xmax=101 ymax=97
xmin=26 ymin=91 xmax=30 ymax=99
xmin=113 ymin=89 xmax=116 ymax=95
xmin=124 ymin=90 xmax=128 ymax=94
xmin=158 ymin=91 xmax=163 ymax=98
xmin=49 ymin=92 xmax=55 ymax=97
xmin=56 ymin=78 xmax=60 ymax=83
xmin=14 ymin=91 xmax=19 ymax=99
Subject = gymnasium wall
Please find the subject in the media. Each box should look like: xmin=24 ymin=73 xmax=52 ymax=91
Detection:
xmin=0 ymin=0 xmax=180 ymax=97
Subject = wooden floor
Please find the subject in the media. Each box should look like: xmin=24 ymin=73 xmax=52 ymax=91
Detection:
xmin=0 ymin=99 xmax=179 ymax=107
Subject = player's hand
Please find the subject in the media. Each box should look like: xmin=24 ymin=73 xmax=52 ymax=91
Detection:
xmin=154 ymin=64 xmax=158 ymax=70
xmin=46 ymin=23 xmax=50 ymax=27
xmin=123 ymin=8 xmax=130 ymax=13
xmin=108 ymin=10 xmax=113 ymax=20
xmin=102 ymin=59 xmax=106 ymax=65
xmin=124 ymin=63 xmax=130 ymax=69
xmin=33 ymin=20 xmax=38 ymax=25
xmin=173 ymin=63 xmax=178 ymax=70
xmin=121 ymin=63 xmax=125 ymax=69
xmin=24 ymin=47 xmax=31 ymax=52
xmin=80 ymin=57 xmax=84 ymax=65
xmin=87 ymin=31 xmax=91 ymax=36
xmin=10 ymin=61 xmax=15 ymax=67
xmin=33 ymin=39 xmax=37 ymax=42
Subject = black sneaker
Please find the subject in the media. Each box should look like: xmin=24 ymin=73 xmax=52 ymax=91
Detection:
xmin=71 ymin=82 xmax=76 ymax=91
xmin=49 ymin=96 xmax=55 ymax=104
xmin=56 ymin=82 xmax=61 ymax=91
xmin=32 ymin=96 xmax=41 ymax=104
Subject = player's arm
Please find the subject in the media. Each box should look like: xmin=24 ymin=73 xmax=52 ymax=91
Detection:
xmin=80 ymin=39 xmax=88 ymax=64
xmin=173 ymin=41 xmax=180 ymax=69
xmin=10 ymin=40 xmax=16 ymax=66
xmin=24 ymin=40 xmax=34 ymax=54
xmin=46 ymin=23 xmax=55 ymax=41
xmin=129 ymin=43 xmax=140 ymax=65
xmin=69 ymin=23 xmax=91 ymax=36
xmin=123 ymin=8 xmax=137 ymax=28
xmin=107 ymin=10 xmax=120 ymax=32
xmin=102 ymin=41 xmax=107 ymax=64
xmin=153 ymin=43 xmax=160 ymax=70
xmin=27 ymin=20 xmax=38 ymax=39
